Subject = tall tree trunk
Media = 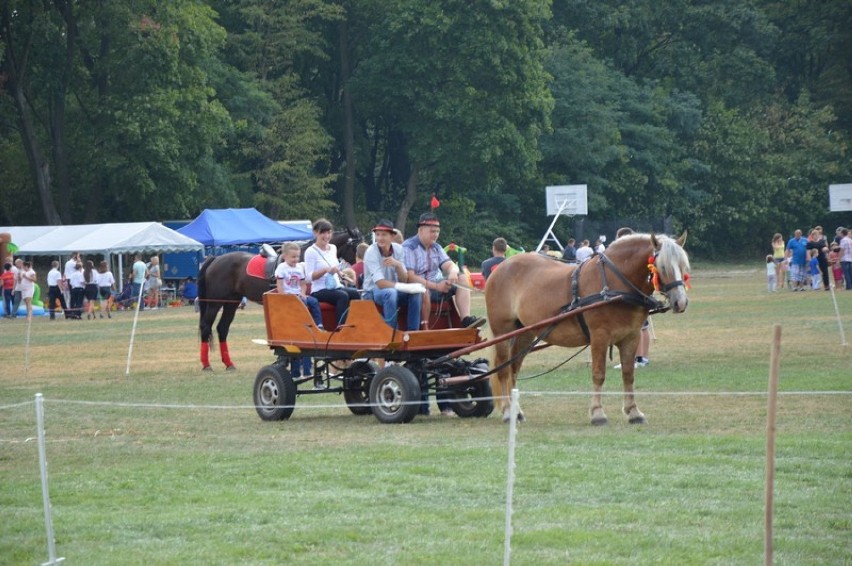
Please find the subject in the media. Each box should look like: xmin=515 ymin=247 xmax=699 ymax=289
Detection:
xmin=396 ymin=165 xmax=419 ymax=235
xmin=1 ymin=15 xmax=62 ymax=225
xmin=339 ymin=17 xmax=356 ymax=229
xmin=52 ymin=0 xmax=75 ymax=222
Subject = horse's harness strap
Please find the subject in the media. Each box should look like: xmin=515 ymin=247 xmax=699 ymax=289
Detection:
xmin=562 ymin=253 xmax=668 ymax=341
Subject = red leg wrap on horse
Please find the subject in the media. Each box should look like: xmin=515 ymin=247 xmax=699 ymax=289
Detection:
xmin=220 ymin=342 xmax=234 ymax=368
xmin=201 ymin=341 xmax=210 ymax=368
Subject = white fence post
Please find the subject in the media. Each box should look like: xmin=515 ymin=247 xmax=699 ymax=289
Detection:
xmin=504 ymin=388 xmax=520 ymax=566
xmin=35 ymin=394 xmax=65 ymax=565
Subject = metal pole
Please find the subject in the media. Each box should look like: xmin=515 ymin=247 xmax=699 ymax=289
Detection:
xmin=35 ymin=394 xmax=65 ymax=565
xmin=503 ymin=388 xmax=520 ymax=566
xmin=536 ymin=199 xmax=569 ymax=253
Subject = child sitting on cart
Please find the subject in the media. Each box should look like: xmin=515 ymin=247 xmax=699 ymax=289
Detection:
xmin=276 ymin=242 xmax=324 ymax=380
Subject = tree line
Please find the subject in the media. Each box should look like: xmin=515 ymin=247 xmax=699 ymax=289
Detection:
xmin=1 ymin=1 xmax=850 ymax=261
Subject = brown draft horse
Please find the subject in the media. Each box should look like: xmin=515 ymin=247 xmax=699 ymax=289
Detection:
xmin=485 ymin=232 xmax=690 ymax=424
xmin=196 ymin=228 xmax=363 ymax=370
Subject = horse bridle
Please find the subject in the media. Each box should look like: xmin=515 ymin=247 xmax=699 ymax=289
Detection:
xmin=568 ymin=253 xmax=668 ymax=314
xmin=561 ymin=251 xmax=687 ymax=342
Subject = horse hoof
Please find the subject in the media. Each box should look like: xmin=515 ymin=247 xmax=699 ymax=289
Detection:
xmin=590 ymin=416 xmax=608 ymax=426
xmin=501 ymin=410 xmax=525 ymax=423
xmin=628 ymin=415 xmax=647 ymax=425
xmin=202 ymin=366 xmax=213 ymax=372
xmin=225 ymin=365 xmax=237 ymax=371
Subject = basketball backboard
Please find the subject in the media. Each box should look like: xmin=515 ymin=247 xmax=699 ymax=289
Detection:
xmin=546 ymin=185 xmax=588 ymax=216
xmin=829 ymin=183 xmax=852 ymax=212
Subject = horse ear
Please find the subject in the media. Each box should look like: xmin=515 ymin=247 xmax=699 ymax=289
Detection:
xmin=676 ymin=230 xmax=688 ymax=247
xmin=650 ymin=233 xmax=660 ymax=249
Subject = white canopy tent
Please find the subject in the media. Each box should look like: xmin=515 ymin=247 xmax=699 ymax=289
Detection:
xmin=1 ymin=222 xmax=204 ymax=284
xmin=1 ymin=222 xmax=204 ymax=256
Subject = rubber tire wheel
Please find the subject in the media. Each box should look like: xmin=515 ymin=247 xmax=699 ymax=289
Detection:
xmin=447 ymin=378 xmax=494 ymax=418
xmin=369 ymin=365 xmax=421 ymax=424
xmin=253 ymin=364 xmax=296 ymax=421
xmin=344 ymin=360 xmax=378 ymax=415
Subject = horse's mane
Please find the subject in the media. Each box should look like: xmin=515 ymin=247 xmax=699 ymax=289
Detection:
xmin=611 ymin=233 xmax=690 ymax=274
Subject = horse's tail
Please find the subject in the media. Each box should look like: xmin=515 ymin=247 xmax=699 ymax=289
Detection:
xmin=197 ymin=255 xmax=216 ymax=323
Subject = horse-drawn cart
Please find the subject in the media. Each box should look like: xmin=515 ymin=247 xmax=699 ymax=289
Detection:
xmin=253 ymin=293 xmax=494 ymax=423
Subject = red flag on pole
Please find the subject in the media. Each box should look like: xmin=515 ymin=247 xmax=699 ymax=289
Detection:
xmin=430 ymin=193 xmax=440 ymax=209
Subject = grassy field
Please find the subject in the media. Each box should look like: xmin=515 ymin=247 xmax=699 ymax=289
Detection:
xmin=1 ymin=264 xmax=850 ymax=565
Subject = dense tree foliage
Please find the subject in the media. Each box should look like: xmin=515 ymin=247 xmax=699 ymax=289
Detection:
xmin=1 ymin=1 xmax=849 ymax=260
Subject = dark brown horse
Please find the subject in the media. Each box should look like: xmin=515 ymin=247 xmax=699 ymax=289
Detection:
xmin=485 ymin=232 xmax=690 ymax=424
xmin=197 ymin=228 xmax=363 ymax=370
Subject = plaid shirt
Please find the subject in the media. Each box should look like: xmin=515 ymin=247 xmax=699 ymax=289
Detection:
xmin=402 ymin=236 xmax=450 ymax=281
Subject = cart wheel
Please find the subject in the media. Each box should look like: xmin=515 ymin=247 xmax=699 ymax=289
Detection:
xmin=344 ymin=360 xmax=378 ymax=415
xmin=369 ymin=365 xmax=421 ymax=424
xmin=447 ymin=378 xmax=494 ymax=418
xmin=253 ymin=364 xmax=296 ymax=421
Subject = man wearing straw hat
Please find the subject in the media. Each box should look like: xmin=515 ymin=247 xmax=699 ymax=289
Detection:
xmin=362 ymin=218 xmax=425 ymax=331
xmin=403 ymin=212 xmax=484 ymax=329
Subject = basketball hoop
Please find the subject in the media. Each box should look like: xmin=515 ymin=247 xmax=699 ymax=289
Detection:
xmin=537 ymin=185 xmax=588 ymax=252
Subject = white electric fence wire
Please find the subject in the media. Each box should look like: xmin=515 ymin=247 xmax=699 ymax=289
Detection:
xmin=503 ymin=388 xmax=520 ymax=566
xmin=35 ymin=394 xmax=65 ymax=565
xmin=3 ymin=387 xmax=848 ymax=562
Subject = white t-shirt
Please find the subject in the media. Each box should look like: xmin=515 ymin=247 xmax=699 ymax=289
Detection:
xmin=363 ymin=242 xmax=405 ymax=293
xmin=47 ymin=268 xmax=62 ymax=287
xmin=69 ymin=270 xmax=85 ymax=289
xmin=19 ymin=268 xmax=36 ymax=298
xmin=304 ymin=244 xmax=341 ymax=293
xmin=96 ymin=271 xmax=116 ymax=288
xmin=274 ymin=262 xmax=307 ymax=295
xmin=576 ymin=245 xmax=594 ymax=263
xmin=64 ymin=258 xmax=77 ymax=279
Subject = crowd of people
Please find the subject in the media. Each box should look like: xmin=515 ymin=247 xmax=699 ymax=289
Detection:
xmin=0 ymin=251 xmax=183 ymax=321
xmin=769 ymin=226 xmax=852 ymax=292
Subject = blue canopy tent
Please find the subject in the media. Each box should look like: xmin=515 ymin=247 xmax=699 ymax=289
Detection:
xmin=177 ymin=208 xmax=312 ymax=246
xmin=163 ymin=209 xmax=313 ymax=280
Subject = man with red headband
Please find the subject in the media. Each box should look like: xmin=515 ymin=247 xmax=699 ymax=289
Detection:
xmin=363 ymin=218 xmax=425 ymax=330
xmin=403 ymin=212 xmax=484 ymax=329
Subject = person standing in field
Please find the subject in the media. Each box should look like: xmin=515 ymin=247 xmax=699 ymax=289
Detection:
xmin=806 ymin=227 xmax=830 ymax=291
xmin=68 ymin=262 xmax=85 ymax=319
xmin=771 ymin=233 xmax=786 ymax=289
xmin=1 ymin=262 xmax=14 ymax=318
xmin=96 ymin=260 xmax=116 ymax=318
xmin=765 ymin=255 xmax=777 ymax=292
xmin=46 ymin=260 xmax=69 ymax=320
xmin=840 ymin=228 xmax=852 ymax=290
xmin=481 ymin=237 xmax=508 ymax=281
xmin=786 ymin=229 xmax=808 ymax=291
xmin=131 ymin=254 xmax=148 ymax=310
xmin=83 ymin=260 xmax=99 ymax=319
xmin=18 ymin=260 xmax=37 ymax=321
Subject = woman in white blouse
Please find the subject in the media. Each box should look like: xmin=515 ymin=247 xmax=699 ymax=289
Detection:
xmin=304 ymin=219 xmax=360 ymax=325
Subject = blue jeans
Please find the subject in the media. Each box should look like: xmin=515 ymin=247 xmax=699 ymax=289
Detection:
xmin=301 ymin=295 xmax=324 ymax=328
xmin=365 ymin=287 xmax=422 ymax=330
xmin=842 ymin=261 xmax=852 ymax=290
xmin=131 ymin=282 xmax=143 ymax=308
xmin=3 ymin=289 xmax=12 ymax=316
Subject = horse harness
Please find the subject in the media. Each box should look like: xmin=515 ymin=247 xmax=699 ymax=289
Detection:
xmin=562 ymin=252 xmax=673 ymax=343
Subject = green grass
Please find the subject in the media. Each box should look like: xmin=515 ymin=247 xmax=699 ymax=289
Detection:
xmin=1 ymin=267 xmax=850 ymax=564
